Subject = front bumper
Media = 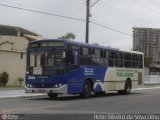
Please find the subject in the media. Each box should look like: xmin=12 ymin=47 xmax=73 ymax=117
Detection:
xmin=25 ymin=84 xmax=68 ymax=94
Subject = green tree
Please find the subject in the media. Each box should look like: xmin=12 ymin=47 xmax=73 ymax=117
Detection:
xmin=144 ymin=56 xmax=152 ymax=67
xmin=0 ymin=72 xmax=9 ymax=86
xmin=58 ymin=32 xmax=76 ymax=40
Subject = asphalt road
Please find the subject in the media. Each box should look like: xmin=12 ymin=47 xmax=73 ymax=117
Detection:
xmin=0 ymin=88 xmax=160 ymax=120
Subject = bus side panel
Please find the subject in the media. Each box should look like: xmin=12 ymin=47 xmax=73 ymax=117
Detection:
xmin=67 ymin=66 xmax=108 ymax=94
xmin=92 ymin=67 xmax=107 ymax=92
xmin=67 ymin=68 xmax=84 ymax=94
xmin=103 ymin=68 xmax=144 ymax=91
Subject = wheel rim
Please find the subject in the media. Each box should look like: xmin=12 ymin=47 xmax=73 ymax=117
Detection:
xmin=126 ymin=85 xmax=130 ymax=93
xmin=84 ymin=84 xmax=91 ymax=96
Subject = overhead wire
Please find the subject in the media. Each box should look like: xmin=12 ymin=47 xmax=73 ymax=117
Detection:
xmin=0 ymin=0 xmax=85 ymax=19
xmin=102 ymin=0 xmax=153 ymax=25
xmin=133 ymin=0 xmax=160 ymax=15
xmin=91 ymin=1 xmax=141 ymax=27
xmin=147 ymin=0 xmax=160 ymax=9
xmin=0 ymin=3 xmax=86 ymax=22
xmin=0 ymin=2 xmax=132 ymax=37
xmin=90 ymin=21 xmax=132 ymax=37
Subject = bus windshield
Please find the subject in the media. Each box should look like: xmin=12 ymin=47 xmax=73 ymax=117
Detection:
xmin=27 ymin=50 xmax=66 ymax=75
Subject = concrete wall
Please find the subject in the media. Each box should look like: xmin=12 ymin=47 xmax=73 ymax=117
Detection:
xmin=145 ymin=67 xmax=149 ymax=75
xmin=0 ymin=50 xmax=26 ymax=86
xmin=144 ymin=75 xmax=160 ymax=84
xmin=0 ymin=36 xmax=28 ymax=51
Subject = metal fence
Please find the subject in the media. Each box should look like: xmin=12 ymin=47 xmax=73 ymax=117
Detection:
xmin=150 ymin=72 xmax=160 ymax=76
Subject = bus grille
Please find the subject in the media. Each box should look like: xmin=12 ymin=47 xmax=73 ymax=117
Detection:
xmin=33 ymin=83 xmax=54 ymax=88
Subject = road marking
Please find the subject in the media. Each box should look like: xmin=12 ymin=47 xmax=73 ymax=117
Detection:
xmin=132 ymin=87 xmax=160 ymax=90
xmin=133 ymin=93 xmax=160 ymax=98
xmin=2 ymin=105 xmax=65 ymax=113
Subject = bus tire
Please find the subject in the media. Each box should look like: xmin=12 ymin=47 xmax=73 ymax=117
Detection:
xmin=47 ymin=93 xmax=58 ymax=99
xmin=80 ymin=81 xmax=92 ymax=98
xmin=117 ymin=90 xmax=124 ymax=94
xmin=124 ymin=79 xmax=131 ymax=94
xmin=95 ymin=91 xmax=105 ymax=96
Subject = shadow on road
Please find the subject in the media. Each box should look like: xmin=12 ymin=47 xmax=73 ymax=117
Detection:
xmin=27 ymin=92 xmax=141 ymax=101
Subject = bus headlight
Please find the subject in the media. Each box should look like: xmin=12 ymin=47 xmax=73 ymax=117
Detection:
xmin=30 ymin=84 xmax=33 ymax=88
xmin=59 ymin=83 xmax=62 ymax=87
xmin=26 ymin=84 xmax=30 ymax=87
xmin=55 ymin=84 xmax=58 ymax=88
xmin=54 ymin=83 xmax=63 ymax=88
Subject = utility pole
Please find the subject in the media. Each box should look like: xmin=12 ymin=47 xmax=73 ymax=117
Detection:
xmin=85 ymin=0 xmax=100 ymax=43
xmin=85 ymin=0 xmax=90 ymax=43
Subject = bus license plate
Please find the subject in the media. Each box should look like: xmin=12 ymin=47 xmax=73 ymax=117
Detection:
xmin=38 ymin=89 xmax=46 ymax=93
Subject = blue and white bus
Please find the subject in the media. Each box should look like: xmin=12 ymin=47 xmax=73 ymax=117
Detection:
xmin=25 ymin=39 xmax=144 ymax=98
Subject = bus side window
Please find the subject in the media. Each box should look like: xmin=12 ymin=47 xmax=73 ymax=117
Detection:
xmin=124 ymin=52 xmax=131 ymax=68
xmin=132 ymin=54 xmax=143 ymax=68
xmin=132 ymin=54 xmax=137 ymax=68
xmin=93 ymin=49 xmax=100 ymax=65
xmin=80 ymin=47 xmax=92 ymax=65
xmin=104 ymin=50 xmax=108 ymax=66
xmin=100 ymin=50 xmax=104 ymax=65
xmin=137 ymin=54 xmax=143 ymax=68
xmin=68 ymin=45 xmax=79 ymax=70
xmin=108 ymin=51 xmax=115 ymax=67
xmin=115 ymin=52 xmax=123 ymax=67
xmin=91 ymin=48 xmax=104 ymax=65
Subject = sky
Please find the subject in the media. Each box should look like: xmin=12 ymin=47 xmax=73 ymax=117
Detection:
xmin=1 ymin=0 xmax=160 ymax=50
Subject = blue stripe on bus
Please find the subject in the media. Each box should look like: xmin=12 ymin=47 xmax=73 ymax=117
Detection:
xmin=26 ymin=66 xmax=108 ymax=94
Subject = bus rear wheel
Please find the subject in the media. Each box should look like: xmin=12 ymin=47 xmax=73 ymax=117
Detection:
xmin=80 ymin=81 xmax=92 ymax=98
xmin=118 ymin=80 xmax=131 ymax=95
xmin=124 ymin=80 xmax=131 ymax=94
xmin=47 ymin=93 xmax=58 ymax=99
xmin=95 ymin=91 xmax=105 ymax=96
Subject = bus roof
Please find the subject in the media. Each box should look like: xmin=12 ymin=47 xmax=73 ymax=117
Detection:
xmin=29 ymin=39 xmax=143 ymax=54
xmin=29 ymin=39 xmax=119 ymax=51
xmin=120 ymin=50 xmax=143 ymax=54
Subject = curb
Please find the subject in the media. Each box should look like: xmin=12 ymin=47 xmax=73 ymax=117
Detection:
xmin=0 ymin=94 xmax=46 ymax=100
xmin=133 ymin=87 xmax=160 ymax=90
xmin=0 ymin=88 xmax=24 ymax=91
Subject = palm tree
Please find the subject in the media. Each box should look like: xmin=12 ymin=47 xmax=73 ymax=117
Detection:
xmin=58 ymin=32 xmax=76 ymax=40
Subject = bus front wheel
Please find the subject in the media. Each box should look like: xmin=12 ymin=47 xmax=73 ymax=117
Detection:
xmin=47 ymin=93 xmax=58 ymax=99
xmin=80 ymin=81 xmax=92 ymax=98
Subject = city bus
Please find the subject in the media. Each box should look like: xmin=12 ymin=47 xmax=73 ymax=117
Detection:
xmin=25 ymin=39 xmax=144 ymax=98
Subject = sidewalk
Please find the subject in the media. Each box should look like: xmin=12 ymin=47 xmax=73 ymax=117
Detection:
xmin=0 ymin=88 xmax=45 ymax=99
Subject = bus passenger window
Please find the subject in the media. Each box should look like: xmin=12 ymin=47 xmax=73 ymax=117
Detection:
xmin=108 ymin=51 xmax=115 ymax=67
xmin=104 ymin=51 xmax=108 ymax=66
xmin=68 ymin=49 xmax=79 ymax=70
xmin=80 ymin=47 xmax=92 ymax=65
xmin=132 ymin=54 xmax=143 ymax=68
xmin=124 ymin=52 xmax=131 ymax=68
xmin=115 ymin=52 xmax=123 ymax=67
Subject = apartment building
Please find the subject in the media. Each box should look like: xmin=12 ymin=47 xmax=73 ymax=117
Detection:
xmin=133 ymin=27 xmax=160 ymax=62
